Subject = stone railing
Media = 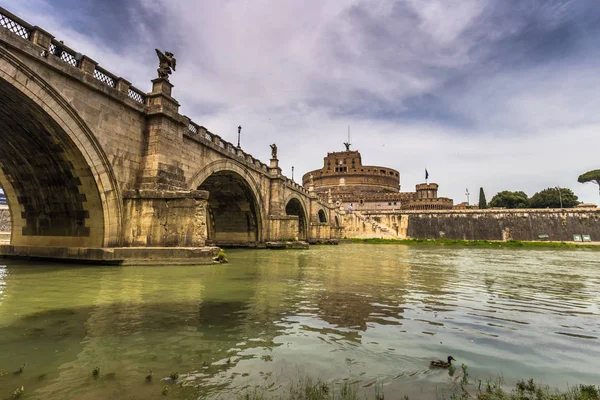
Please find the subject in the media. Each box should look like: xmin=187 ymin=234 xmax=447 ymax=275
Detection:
xmin=0 ymin=5 xmax=146 ymax=105
xmin=283 ymin=177 xmax=310 ymax=196
xmin=185 ymin=119 xmax=269 ymax=173
xmin=0 ymin=8 xmax=30 ymax=40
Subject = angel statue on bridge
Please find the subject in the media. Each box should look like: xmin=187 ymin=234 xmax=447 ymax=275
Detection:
xmin=270 ymin=143 xmax=278 ymax=159
xmin=155 ymin=49 xmax=177 ymax=79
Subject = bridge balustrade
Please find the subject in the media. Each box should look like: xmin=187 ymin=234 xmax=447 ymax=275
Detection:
xmin=0 ymin=6 xmax=146 ymax=105
xmin=93 ymin=66 xmax=117 ymax=88
xmin=0 ymin=9 xmax=30 ymax=39
xmin=127 ymin=87 xmax=145 ymax=104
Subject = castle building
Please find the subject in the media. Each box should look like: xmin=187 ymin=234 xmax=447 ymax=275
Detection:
xmin=302 ymin=145 xmax=453 ymax=211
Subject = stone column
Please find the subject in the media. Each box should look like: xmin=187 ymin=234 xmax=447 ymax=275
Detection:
xmin=268 ymin=158 xmax=284 ymax=216
xmin=140 ymin=78 xmax=184 ymax=190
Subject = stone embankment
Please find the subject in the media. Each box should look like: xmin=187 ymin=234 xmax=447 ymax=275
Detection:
xmin=344 ymin=208 xmax=600 ymax=242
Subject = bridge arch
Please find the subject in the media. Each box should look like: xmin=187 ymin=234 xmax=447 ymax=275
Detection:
xmin=189 ymin=159 xmax=265 ymax=246
xmin=0 ymin=46 xmax=121 ymax=247
xmin=284 ymin=195 xmax=308 ymax=240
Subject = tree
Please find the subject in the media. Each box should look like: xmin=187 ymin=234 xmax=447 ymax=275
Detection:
xmin=478 ymin=187 xmax=487 ymax=209
xmin=529 ymin=188 xmax=579 ymax=208
xmin=577 ymin=169 xmax=600 ymax=199
xmin=488 ymin=191 xmax=529 ymax=209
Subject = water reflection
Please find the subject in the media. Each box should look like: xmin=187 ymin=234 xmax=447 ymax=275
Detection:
xmin=0 ymin=245 xmax=598 ymax=399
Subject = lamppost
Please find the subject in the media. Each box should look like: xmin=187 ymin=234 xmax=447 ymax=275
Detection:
xmin=556 ymin=186 xmax=563 ymax=208
xmin=291 ymin=166 xmax=294 ymax=182
xmin=237 ymin=125 xmax=242 ymax=148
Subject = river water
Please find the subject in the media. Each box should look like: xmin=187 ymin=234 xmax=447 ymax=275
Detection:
xmin=0 ymin=244 xmax=598 ymax=399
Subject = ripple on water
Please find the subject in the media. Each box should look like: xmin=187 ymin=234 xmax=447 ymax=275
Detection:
xmin=1 ymin=246 xmax=600 ymax=399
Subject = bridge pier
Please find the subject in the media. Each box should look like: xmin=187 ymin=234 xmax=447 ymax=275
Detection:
xmin=122 ymin=189 xmax=209 ymax=247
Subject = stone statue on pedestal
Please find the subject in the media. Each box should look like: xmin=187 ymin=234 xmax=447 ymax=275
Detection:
xmin=270 ymin=143 xmax=278 ymax=159
xmin=155 ymin=49 xmax=177 ymax=79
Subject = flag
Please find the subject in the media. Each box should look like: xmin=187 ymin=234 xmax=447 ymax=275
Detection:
xmin=425 ymin=169 xmax=429 ymax=180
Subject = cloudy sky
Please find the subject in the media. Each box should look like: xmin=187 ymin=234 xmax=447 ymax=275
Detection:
xmin=6 ymin=0 xmax=600 ymax=204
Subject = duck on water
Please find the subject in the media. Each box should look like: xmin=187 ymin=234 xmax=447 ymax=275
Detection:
xmin=430 ymin=356 xmax=456 ymax=368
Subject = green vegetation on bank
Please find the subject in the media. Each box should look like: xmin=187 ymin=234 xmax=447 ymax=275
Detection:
xmin=239 ymin=372 xmax=599 ymax=400
xmin=578 ymin=169 xmax=600 ymax=199
xmin=487 ymin=187 xmax=581 ymax=209
xmin=348 ymin=238 xmax=600 ymax=249
xmin=479 ymin=187 xmax=488 ymax=209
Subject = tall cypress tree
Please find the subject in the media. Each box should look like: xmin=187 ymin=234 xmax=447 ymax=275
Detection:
xmin=479 ymin=187 xmax=487 ymax=209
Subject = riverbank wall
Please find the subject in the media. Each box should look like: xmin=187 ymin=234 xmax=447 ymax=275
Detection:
xmin=345 ymin=209 xmax=600 ymax=242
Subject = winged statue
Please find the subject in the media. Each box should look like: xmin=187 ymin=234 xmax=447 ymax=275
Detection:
xmin=343 ymin=142 xmax=351 ymax=151
xmin=270 ymin=143 xmax=278 ymax=159
xmin=155 ymin=49 xmax=177 ymax=79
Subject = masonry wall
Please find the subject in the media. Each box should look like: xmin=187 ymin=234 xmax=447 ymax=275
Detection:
xmin=0 ymin=207 xmax=10 ymax=232
xmin=345 ymin=209 xmax=600 ymax=242
xmin=406 ymin=210 xmax=600 ymax=241
xmin=268 ymin=217 xmax=300 ymax=241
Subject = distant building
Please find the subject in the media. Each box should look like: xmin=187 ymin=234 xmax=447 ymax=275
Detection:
xmin=302 ymin=145 xmax=453 ymax=211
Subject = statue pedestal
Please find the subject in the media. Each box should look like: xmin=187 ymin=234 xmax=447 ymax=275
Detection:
xmin=151 ymin=77 xmax=173 ymax=96
xmin=269 ymin=158 xmax=281 ymax=176
xmin=146 ymin=78 xmax=180 ymax=117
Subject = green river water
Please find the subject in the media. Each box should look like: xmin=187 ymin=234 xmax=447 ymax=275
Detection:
xmin=0 ymin=244 xmax=599 ymax=399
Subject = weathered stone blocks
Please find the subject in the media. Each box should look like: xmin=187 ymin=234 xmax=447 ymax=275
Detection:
xmin=122 ymin=189 xmax=209 ymax=247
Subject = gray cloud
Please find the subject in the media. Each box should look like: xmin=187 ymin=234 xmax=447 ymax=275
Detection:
xmin=5 ymin=0 xmax=600 ymax=204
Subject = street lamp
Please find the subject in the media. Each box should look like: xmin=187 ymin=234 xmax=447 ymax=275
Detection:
xmin=291 ymin=166 xmax=294 ymax=182
xmin=556 ymin=186 xmax=563 ymax=208
xmin=237 ymin=125 xmax=242 ymax=148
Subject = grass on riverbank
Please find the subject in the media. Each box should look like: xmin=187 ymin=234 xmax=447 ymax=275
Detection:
xmin=348 ymin=238 xmax=600 ymax=249
xmin=239 ymin=375 xmax=600 ymax=400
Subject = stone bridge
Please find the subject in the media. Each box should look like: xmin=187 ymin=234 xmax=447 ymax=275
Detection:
xmin=0 ymin=7 xmax=343 ymax=263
